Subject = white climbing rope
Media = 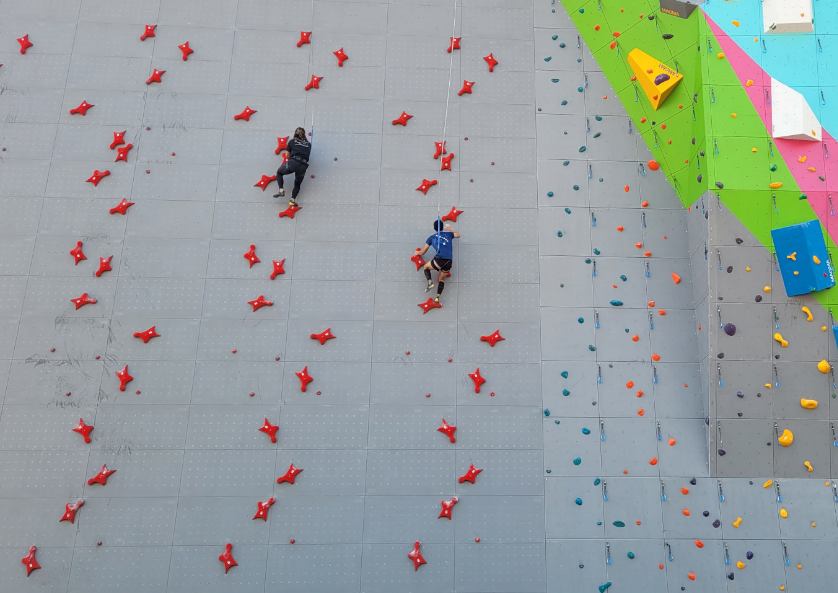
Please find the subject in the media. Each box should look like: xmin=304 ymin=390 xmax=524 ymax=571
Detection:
xmin=437 ymin=0 xmax=459 ymax=245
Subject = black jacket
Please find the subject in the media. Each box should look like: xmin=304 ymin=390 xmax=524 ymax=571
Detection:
xmin=287 ymin=137 xmax=311 ymax=165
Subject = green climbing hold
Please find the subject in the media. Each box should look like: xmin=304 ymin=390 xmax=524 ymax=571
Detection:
xmin=593 ymin=248 xmax=600 ymax=255
xmin=573 ymin=184 xmax=579 ymax=190
xmin=612 ymin=521 xmax=625 ymax=528
xmin=552 ymin=35 xmax=558 ymax=40
xmin=820 ymin=175 xmax=826 ymax=181
xmin=544 ymin=56 xmax=552 ymax=62
xmin=593 ymin=132 xmax=601 ymax=138
xmin=557 ymin=231 xmax=563 ymax=237
xmin=593 ymin=478 xmax=601 ymax=486
xmin=799 ymin=194 xmax=808 ymax=200
xmin=575 ymin=498 xmax=583 ymax=505
xmin=577 ymin=317 xmax=584 ymax=323
xmin=577 ymin=87 xmax=584 ymax=92
xmin=599 ymin=582 xmax=612 ymax=593
xmin=573 ymin=457 xmax=581 ymax=465
xmin=562 ymin=389 xmax=570 ymax=396
xmin=627 ymin=551 xmax=635 ymax=559
xmin=582 ymin=427 xmax=590 ymax=435
xmin=610 ymin=300 xmax=623 ymax=306
xmin=770 ymin=164 xmax=778 ymax=171
xmin=547 ymin=191 xmax=554 ymax=197
xmin=561 ymin=100 xmax=568 ymax=105
xmin=620 ymin=275 xmax=627 ymax=281
xmin=563 ymin=160 xmax=570 ymax=166
xmin=595 ymin=116 xmax=602 ymax=121
xmin=565 ymin=207 xmax=571 ymax=213
xmin=833 ymin=393 xmax=836 ymax=399
xmin=561 ymin=371 xmax=568 ymax=378
xmin=579 ymin=146 xmax=586 ymax=152
xmin=588 ymin=345 xmax=596 ymax=351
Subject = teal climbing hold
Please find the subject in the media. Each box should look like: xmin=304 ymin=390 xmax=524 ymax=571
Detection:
xmin=538 ymin=108 xmax=541 ymax=112
xmin=565 ymin=207 xmax=571 ymax=213
xmin=546 ymin=469 xmax=551 ymax=472
xmin=582 ymin=427 xmax=590 ymax=435
xmin=620 ymin=275 xmax=627 ymax=281
xmin=560 ymin=371 xmax=568 ymax=378
xmin=584 ymin=258 xmax=591 ymax=263
xmin=598 ymin=178 xmax=603 ymax=182
xmin=579 ymin=564 xmax=584 ymax=569
xmin=547 ymin=191 xmax=554 ymax=197
xmin=597 ymin=521 xmax=602 ymax=525
xmin=563 ymin=160 xmax=570 ymax=166
xmin=624 ymin=328 xmax=630 ymax=333
xmin=552 ymin=35 xmax=558 ymax=40
xmin=577 ymin=317 xmax=584 ymax=323
xmin=560 ymin=42 xmax=566 ymax=48
xmin=561 ymin=100 xmax=568 ymax=105
xmin=554 ymin=419 xmax=560 ymax=424
xmin=557 ymin=231 xmax=563 ymax=237
xmin=579 ymin=146 xmax=586 ymax=152
xmin=577 ymin=87 xmax=584 ymax=92
xmin=593 ymin=132 xmax=601 ymax=138
xmin=573 ymin=457 xmax=581 ymax=465
xmin=799 ymin=193 xmax=808 ymax=200
xmin=579 ymin=8 xmax=584 ymax=12
xmin=612 ymin=521 xmax=625 ymax=528
xmin=562 ymin=389 xmax=570 ymax=396
xmin=577 ymin=58 xmax=581 ymax=62
xmin=610 ymin=300 xmax=623 ymax=306
xmin=593 ymin=478 xmax=601 ymax=485
xmin=551 ymin=79 xmax=559 ymax=83
xmin=593 ymin=248 xmax=600 ymax=255
xmin=588 ymin=345 xmax=596 ymax=351
xmin=544 ymin=409 xmax=550 ymax=417
xmin=573 ymin=184 xmax=579 ymax=190
xmin=595 ymin=116 xmax=602 ymax=121
xmin=560 ymin=283 xmax=564 ymax=287
xmin=599 ymin=582 xmax=612 ymax=593
xmin=627 ymin=552 xmax=635 ymax=559
xmin=575 ymin=498 xmax=583 ymax=505
xmin=544 ymin=56 xmax=552 ymax=62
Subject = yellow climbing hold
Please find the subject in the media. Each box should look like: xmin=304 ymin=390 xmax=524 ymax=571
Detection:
xmin=733 ymin=517 xmax=742 ymax=528
xmin=746 ymin=79 xmax=754 ymax=87
xmin=731 ymin=113 xmax=737 ymax=118
xmin=780 ymin=508 xmax=788 ymax=518
xmin=800 ymin=398 xmax=819 ymax=409
xmin=798 ymin=156 xmax=807 ymax=163
xmin=746 ymin=267 xmax=752 ymax=271
xmin=717 ymin=52 xmax=725 ymax=59
xmin=794 ymin=271 xmax=799 ymax=275
xmin=787 ymin=252 xmax=797 ymax=261
xmin=804 ymin=460 xmax=814 ymax=472
xmin=763 ymin=479 xmax=773 ymax=488
xmin=778 ymin=429 xmax=794 ymax=447
xmin=822 ymin=326 xmax=827 ymax=331
xmin=813 ymin=255 xmax=821 ymax=264
xmin=773 ymin=333 xmax=788 ymax=347
xmin=812 ymin=522 xmax=817 ymax=527
xmin=732 ymin=20 xmax=740 ymax=27
xmin=737 ymin=561 xmax=745 ymax=569
xmin=797 ymin=564 xmax=802 ymax=569
xmin=765 ymin=383 xmax=772 ymax=389
xmin=818 ymin=360 xmax=831 ymax=373
xmin=764 ymin=286 xmax=771 ymax=293
xmin=801 ymin=306 xmax=813 ymax=321
xmin=807 ymin=167 xmax=816 ymax=172
xmin=626 ymin=48 xmax=683 ymax=111
xmin=769 ymin=182 xmax=784 ymax=189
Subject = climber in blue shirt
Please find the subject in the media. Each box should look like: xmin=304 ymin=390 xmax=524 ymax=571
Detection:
xmin=414 ymin=219 xmax=460 ymax=303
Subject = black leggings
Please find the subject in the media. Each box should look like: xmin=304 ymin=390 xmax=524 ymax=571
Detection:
xmin=277 ymin=159 xmax=307 ymax=200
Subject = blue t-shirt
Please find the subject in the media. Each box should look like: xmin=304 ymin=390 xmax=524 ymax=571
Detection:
xmin=426 ymin=231 xmax=455 ymax=259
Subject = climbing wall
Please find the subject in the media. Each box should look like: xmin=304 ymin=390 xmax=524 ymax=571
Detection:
xmin=0 ymin=0 xmax=836 ymax=591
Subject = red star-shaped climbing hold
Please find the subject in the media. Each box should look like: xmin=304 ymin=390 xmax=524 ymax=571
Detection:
xmin=408 ymin=542 xmax=427 ymax=571
xmin=243 ymin=244 xmax=260 ymax=267
xmin=18 ymin=35 xmax=33 ymax=54
xmin=219 ymin=543 xmax=237 ymax=573
xmin=418 ymin=298 xmax=442 ymax=314
xmin=483 ymin=53 xmax=498 ymax=72
xmin=433 ymin=141 xmax=447 ymax=159
xmin=480 ymin=330 xmax=505 ymax=347
xmin=468 ymin=367 xmax=486 ymax=392
xmin=438 ymin=497 xmax=458 ymax=520
xmin=437 ymin=418 xmax=457 ymax=443
xmin=140 ymin=25 xmax=156 ymax=41
xmin=95 ymin=256 xmax=113 ymax=277
xmin=254 ymin=174 xmax=276 ymax=191
xmin=70 ymin=241 xmax=86 ymax=265
xmin=69 ymin=100 xmax=94 ymax=116
xmin=110 ymin=131 xmax=126 ymax=149
xmin=279 ymin=204 xmax=302 ymax=219
xmin=333 ymin=47 xmax=348 ymax=67
xmin=60 ymin=499 xmax=84 ymax=523
xmin=310 ymin=328 xmax=336 ymax=345
xmin=178 ymin=41 xmax=193 ymax=61
xmin=458 ymin=80 xmax=474 ymax=96
xmin=146 ymin=69 xmax=165 ymax=84
xmin=441 ymin=206 xmax=463 ymax=222
xmin=411 ymin=250 xmax=426 ymax=271
xmin=248 ymin=295 xmax=273 ymax=312
xmin=458 ymin=463 xmax=483 ymax=484
xmin=115 ymin=143 xmax=133 ymax=162
xmin=275 ymin=136 xmax=289 ymax=155
xmin=304 ymin=75 xmax=323 ymax=91
xmin=109 ymin=198 xmax=134 ymax=215
xmin=115 ymin=365 xmax=133 ymax=391
xmin=70 ymin=293 xmax=97 ymax=310
xmin=392 ymin=111 xmax=413 ymax=126
xmin=447 ymin=37 xmax=461 ymax=53
xmin=258 ymin=418 xmax=279 ymax=442
xmin=279 ymin=151 xmax=289 ymax=166
xmin=295 ymin=366 xmax=313 ymax=391
xmin=440 ymin=153 xmax=455 ymax=171
xmin=297 ymin=31 xmax=312 ymax=47
xmin=133 ymin=326 xmax=160 ymax=343
xmin=270 ymin=259 xmax=286 ymax=279
xmin=234 ymin=106 xmax=257 ymax=121
xmin=86 ymin=170 xmax=110 ymax=186
xmin=87 ymin=464 xmax=116 ymax=486
xmin=253 ymin=497 xmax=275 ymax=521
xmin=416 ymin=179 xmax=437 ymax=195
xmin=72 ymin=418 xmax=94 ymax=443
xmin=22 ymin=546 xmax=40 ymax=577
xmin=277 ymin=463 xmax=304 ymax=484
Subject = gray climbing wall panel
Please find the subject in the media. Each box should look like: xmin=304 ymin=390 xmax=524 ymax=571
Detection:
xmin=1 ymin=0 xmax=836 ymax=592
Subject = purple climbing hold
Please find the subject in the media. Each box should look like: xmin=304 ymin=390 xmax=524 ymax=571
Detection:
xmin=746 ymin=551 xmax=753 ymax=559
xmin=726 ymin=266 xmax=733 ymax=273
xmin=724 ymin=323 xmax=736 ymax=336
xmin=735 ymin=238 xmax=743 ymax=244
xmin=727 ymin=573 xmax=734 ymax=580
xmin=654 ymin=73 xmax=671 ymax=86
xmin=715 ymin=181 xmax=724 ymax=189
xmin=697 ymin=174 xmax=702 ymax=182
xmin=703 ymin=510 xmax=709 ymax=517
xmin=713 ymin=519 xmax=721 ymax=528
xmin=689 ymin=478 xmax=697 ymax=485
xmin=718 ymin=449 xmax=726 ymax=456
xmin=755 ymin=295 xmax=762 ymax=302
xmin=736 ymin=391 xmax=744 ymax=398
xmin=717 ymin=353 xmax=724 ymax=359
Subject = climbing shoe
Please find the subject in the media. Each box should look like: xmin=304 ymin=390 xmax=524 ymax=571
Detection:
xmin=273 ymin=188 xmax=285 ymax=198
xmin=434 ymin=297 xmax=440 ymax=304
xmin=425 ymin=282 xmax=434 ymax=292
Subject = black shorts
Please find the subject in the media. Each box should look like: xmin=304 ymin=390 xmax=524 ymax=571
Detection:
xmin=431 ymin=257 xmax=452 ymax=272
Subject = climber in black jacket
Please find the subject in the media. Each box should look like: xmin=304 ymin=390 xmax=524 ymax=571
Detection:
xmin=274 ymin=127 xmax=311 ymax=206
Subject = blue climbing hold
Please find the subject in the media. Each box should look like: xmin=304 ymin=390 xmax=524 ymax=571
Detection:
xmin=627 ymin=551 xmax=635 ymax=559
xmin=579 ymin=146 xmax=586 ymax=152
xmin=573 ymin=457 xmax=581 ymax=465
xmin=610 ymin=300 xmax=623 ymax=306
xmin=544 ymin=409 xmax=550 ymax=417
xmin=557 ymin=231 xmax=563 ymax=237
xmin=561 ymin=100 xmax=568 ymax=105
xmin=582 ymin=428 xmax=591 ymax=435
xmin=554 ymin=419 xmax=560 ymax=424
xmin=597 ymin=521 xmax=602 ymax=525
xmin=620 ymin=275 xmax=627 ymax=281
xmin=562 ymin=389 xmax=570 ymax=395
xmin=593 ymin=248 xmax=600 ymax=255
xmin=599 ymin=178 xmax=603 ymax=182
xmin=599 ymin=582 xmax=612 ymax=593
xmin=577 ymin=58 xmax=581 ymax=62
xmin=594 ymin=478 xmax=601 ymax=485
xmin=575 ymin=498 xmax=583 ymax=505
xmin=547 ymin=191 xmax=554 ymax=197
xmin=561 ymin=371 xmax=568 ymax=378
xmin=577 ymin=317 xmax=584 ymax=323
xmin=560 ymin=42 xmax=566 ymax=48
xmin=612 ymin=521 xmax=625 ymax=528
xmin=544 ymin=56 xmax=552 ymax=62
xmin=551 ymin=78 xmax=559 ymax=83
xmin=588 ymin=345 xmax=596 ymax=351
xmin=565 ymin=207 xmax=571 ymax=213
xmin=577 ymin=87 xmax=584 ymax=92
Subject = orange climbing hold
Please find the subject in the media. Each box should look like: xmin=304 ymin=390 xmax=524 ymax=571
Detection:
xmin=624 ymin=185 xmax=629 ymax=192
xmin=669 ymin=438 xmax=676 ymax=446
xmin=638 ymin=409 xmax=644 ymax=416
xmin=659 ymin=310 xmax=666 ymax=316
xmin=613 ymin=31 xmax=621 ymax=37
xmin=644 ymin=251 xmax=651 ymax=257
xmin=641 ymin=201 xmax=649 ymax=207
xmin=631 ymin=335 xmax=639 ymax=342
xmin=650 ymin=458 xmax=658 ymax=465
xmin=595 ymin=24 xmax=601 ymax=31
xmin=647 ymin=301 xmax=655 ymax=307
xmin=648 ymin=160 xmax=660 ymax=171
xmin=652 ymin=353 xmax=661 ymax=361
xmin=636 ymin=390 xmax=643 ymax=398
xmin=671 ymin=273 xmax=681 ymax=284
xmin=695 ymin=540 xmax=704 ymax=548
xmin=626 ymin=381 xmax=634 ymax=389
xmin=681 ymin=487 xmax=689 ymax=495
xmin=682 ymin=509 xmax=690 ymax=516
xmin=688 ymin=573 xmax=696 ymax=581
xmin=617 ymin=226 xmax=624 ymax=232
xmin=635 ymin=243 xmax=643 ymax=249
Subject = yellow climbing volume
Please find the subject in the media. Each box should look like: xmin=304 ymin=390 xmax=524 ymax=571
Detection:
xmin=626 ymin=48 xmax=683 ymax=111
